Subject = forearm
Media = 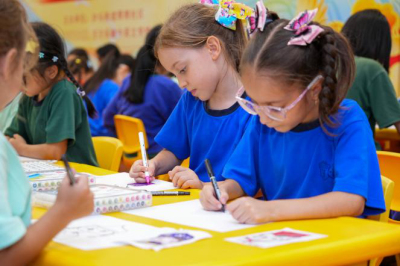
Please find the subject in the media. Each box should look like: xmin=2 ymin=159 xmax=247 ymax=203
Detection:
xmin=18 ymin=143 xmax=66 ymax=160
xmin=220 ymin=179 xmax=246 ymax=200
xmin=0 ymin=205 xmax=71 ymax=266
xmin=152 ymin=149 xmax=182 ymax=176
xmin=268 ymin=192 xmax=365 ymax=222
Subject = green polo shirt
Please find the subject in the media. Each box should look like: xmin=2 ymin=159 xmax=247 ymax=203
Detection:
xmin=5 ymin=79 xmax=98 ymax=166
xmin=346 ymin=57 xmax=400 ymax=150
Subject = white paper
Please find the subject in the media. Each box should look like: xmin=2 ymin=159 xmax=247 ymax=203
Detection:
xmin=124 ymin=200 xmax=255 ymax=232
xmin=225 ymin=228 xmax=327 ymax=248
xmin=95 ymin=172 xmax=176 ymax=191
xmin=53 ymin=215 xmax=161 ymax=250
xmin=123 ymin=228 xmax=212 ymax=251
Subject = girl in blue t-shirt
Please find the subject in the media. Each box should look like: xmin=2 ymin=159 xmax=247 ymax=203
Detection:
xmin=0 ymin=1 xmax=93 ymax=264
xmin=130 ymin=2 xmax=255 ymax=189
xmin=200 ymin=9 xmax=385 ymax=223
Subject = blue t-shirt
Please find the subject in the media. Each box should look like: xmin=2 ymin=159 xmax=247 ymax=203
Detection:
xmin=0 ymin=133 xmax=31 ymax=249
xmin=103 ymin=75 xmax=183 ymax=154
xmin=155 ymin=91 xmax=252 ymax=182
xmin=88 ymin=79 xmax=119 ymax=137
xmin=223 ymin=99 xmax=385 ymax=217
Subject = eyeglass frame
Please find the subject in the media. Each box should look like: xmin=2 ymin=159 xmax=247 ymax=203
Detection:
xmin=235 ymin=75 xmax=323 ymax=121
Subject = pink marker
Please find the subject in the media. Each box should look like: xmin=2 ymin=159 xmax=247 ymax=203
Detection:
xmin=139 ymin=132 xmax=150 ymax=184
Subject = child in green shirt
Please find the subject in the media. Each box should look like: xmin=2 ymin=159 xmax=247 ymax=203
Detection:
xmin=5 ymin=22 xmax=98 ymax=166
xmin=0 ymin=1 xmax=94 ymax=264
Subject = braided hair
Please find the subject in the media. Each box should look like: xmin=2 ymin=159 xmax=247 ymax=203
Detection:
xmin=241 ymin=17 xmax=355 ymax=132
xmin=31 ymin=22 xmax=96 ymax=118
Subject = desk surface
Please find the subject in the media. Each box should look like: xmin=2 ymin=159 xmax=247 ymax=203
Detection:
xmin=32 ymin=163 xmax=400 ymax=266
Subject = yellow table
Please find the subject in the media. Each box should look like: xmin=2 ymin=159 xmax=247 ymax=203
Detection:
xmin=32 ymin=163 xmax=400 ymax=266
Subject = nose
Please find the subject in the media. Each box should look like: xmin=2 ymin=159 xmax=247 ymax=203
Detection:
xmin=178 ymin=78 xmax=188 ymax=89
xmin=259 ymin=112 xmax=273 ymax=126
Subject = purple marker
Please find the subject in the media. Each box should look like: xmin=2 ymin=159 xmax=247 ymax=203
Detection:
xmin=139 ymin=132 xmax=151 ymax=184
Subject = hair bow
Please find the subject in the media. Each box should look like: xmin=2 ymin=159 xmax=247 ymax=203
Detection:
xmin=200 ymin=0 xmax=253 ymax=30
xmin=249 ymin=1 xmax=268 ymax=34
xmin=284 ymin=8 xmax=324 ymax=46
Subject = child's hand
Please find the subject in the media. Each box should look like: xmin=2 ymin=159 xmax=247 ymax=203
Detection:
xmin=129 ymin=159 xmax=156 ymax=183
xmin=55 ymin=175 xmax=94 ymax=221
xmin=227 ymin=197 xmax=271 ymax=224
xmin=8 ymin=134 xmax=27 ymax=154
xmin=168 ymin=166 xmax=203 ymax=189
xmin=199 ymin=183 xmax=228 ymax=211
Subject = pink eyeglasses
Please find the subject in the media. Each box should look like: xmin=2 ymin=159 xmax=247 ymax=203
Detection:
xmin=236 ymin=75 xmax=323 ymax=121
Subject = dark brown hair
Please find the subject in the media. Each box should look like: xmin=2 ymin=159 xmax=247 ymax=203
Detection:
xmin=31 ymin=22 xmax=96 ymax=118
xmin=241 ymin=18 xmax=355 ymax=130
xmin=154 ymin=3 xmax=248 ymax=72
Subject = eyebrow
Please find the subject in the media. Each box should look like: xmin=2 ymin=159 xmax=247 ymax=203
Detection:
xmin=171 ymin=61 xmax=181 ymax=71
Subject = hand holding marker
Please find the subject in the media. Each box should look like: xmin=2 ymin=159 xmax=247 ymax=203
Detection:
xmin=139 ymin=132 xmax=151 ymax=184
xmin=61 ymin=154 xmax=75 ymax=185
xmin=205 ymin=159 xmax=225 ymax=212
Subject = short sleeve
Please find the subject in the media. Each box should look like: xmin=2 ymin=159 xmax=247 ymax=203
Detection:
xmin=333 ymin=118 xmax=385 ymax=216
xmin=369 ymin=71 xmax=400 ymax=128
xmin=46 ymin=88 xmax=81 ymax=144
xmin=222 ymin=117 xmax=260 ymax=197
xmin=0 ymin=137 xmax=27 ymax=249
xmin=154 ymin=92 xmax=190 ymax=160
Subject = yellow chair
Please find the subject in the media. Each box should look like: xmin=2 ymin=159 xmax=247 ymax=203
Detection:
xmin=377 ymin=151 xmax=400 ymax=224
xmin=367 ymin=175 xmax=395 ymax=266
xmin=92 ymin=137 xmax=123 ymax=172
xmin=114 ymin=115 xmax=148 ymax=169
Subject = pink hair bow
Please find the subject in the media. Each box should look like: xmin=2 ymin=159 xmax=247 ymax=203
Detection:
xmin=249 ymin=1 xmax=268 ymax=33
xmin=284 ymin=8 xmax=324 ymax=46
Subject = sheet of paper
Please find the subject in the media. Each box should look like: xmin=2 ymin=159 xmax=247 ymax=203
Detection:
xmin=225 ymin=228 xmax=327 ymax=248
xmin=124 ymin=200 xmax=255 ymax=232
xmin=123 ymin=228 xmax=211 ymax=251
xmin=53 ymin=215 xmax=160 ymax=250
xmin=95 ymin=173 xmax=176 ymax=191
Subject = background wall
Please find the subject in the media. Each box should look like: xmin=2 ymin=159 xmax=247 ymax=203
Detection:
xmin=21 ymin=0 xmax=400 ymax=95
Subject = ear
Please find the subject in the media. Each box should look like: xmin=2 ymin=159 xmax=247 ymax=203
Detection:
xmin=45 ymin=65 xmax=59 ymax=80
xmin=311 ymin=78 xmax=323 ymax=101
xmin=0 ymin=48 xmax=18 ymax=80
xmin=205 ymin=36 xmax=222 ymax=60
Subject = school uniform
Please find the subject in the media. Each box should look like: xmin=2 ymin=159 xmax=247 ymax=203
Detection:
xmin=155 ymin=91 xmax=252 ymax=182
xmin=88 ymin=79 xmax=119 ymax=137
xmin=223 ymin=99 xmax=385 ymax=216
xmin=0 ymin=133 xmax=31 ymax=249
xmin=5 ymin=79 xmax=98 ymax=166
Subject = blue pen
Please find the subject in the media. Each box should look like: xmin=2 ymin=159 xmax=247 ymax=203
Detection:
xmin=205 ymin=159 xmax=225 ymax=212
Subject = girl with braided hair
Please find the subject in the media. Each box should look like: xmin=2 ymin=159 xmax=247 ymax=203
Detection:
xmin=5 ymin=22 xmax=98 ymax=166
xmin=200 ymin=9 xmax=385 ymax=224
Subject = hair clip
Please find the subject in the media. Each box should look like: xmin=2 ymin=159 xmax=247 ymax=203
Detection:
xmin=52 ymin=56 xmax=59 ymax=63
xmin=76 ymin=87 xmax=86 ymax=97
xmin=25 ymin=39 xmax=38 ymax=54
xmin=284 ymin=8 xmax=324 ymax=46
xmin=39 ymin=52 xmax=45 ymax=59
xmin=75 ymin=58 xmax=82 ymax=64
